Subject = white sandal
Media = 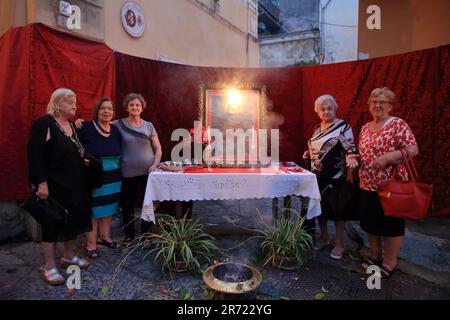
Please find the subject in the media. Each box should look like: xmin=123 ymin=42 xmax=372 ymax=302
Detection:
xmin=330 ymin=246 xmax=345 ymax=260
xmin=40 ymin=267 xmax=65 ymax=286
xmin=59 ymin=256 xmax=91 ymax=269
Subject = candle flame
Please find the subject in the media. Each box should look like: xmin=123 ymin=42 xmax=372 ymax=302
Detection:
xmin=227 ymin=89 xmax=242 ymax=113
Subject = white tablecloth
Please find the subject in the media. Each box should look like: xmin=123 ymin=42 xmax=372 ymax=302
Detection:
xmin=141 ymin=170 xmax=322 ymax=223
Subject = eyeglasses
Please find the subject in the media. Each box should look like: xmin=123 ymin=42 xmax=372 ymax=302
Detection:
xmin=369 ymin=100 xmax=390 ymax=106
xmin=100 ymin=106 xmax=114 ymax=111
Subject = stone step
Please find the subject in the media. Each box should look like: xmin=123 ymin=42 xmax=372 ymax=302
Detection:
xmin=347 ymin=218 xmax=450 ymax=289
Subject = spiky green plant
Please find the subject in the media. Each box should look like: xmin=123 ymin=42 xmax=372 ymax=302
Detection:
xmin=260 ymin=214 xmax=313 ymax=270
xmin=147 ymin=216 xmax=219 ymax=272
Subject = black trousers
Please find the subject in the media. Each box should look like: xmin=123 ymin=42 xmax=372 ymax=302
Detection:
xmin=120 ymin=175 xmax=152 ymax=238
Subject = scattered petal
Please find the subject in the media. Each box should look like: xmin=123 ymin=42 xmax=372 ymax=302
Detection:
xmin=161 ymin=287 xmax=169 ymax=294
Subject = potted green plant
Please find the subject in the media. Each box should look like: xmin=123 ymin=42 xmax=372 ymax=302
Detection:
xmin=259 ymin=213 xmax=313 ymax=270
xmin=146 ymin=216 xmax=219 ymax=273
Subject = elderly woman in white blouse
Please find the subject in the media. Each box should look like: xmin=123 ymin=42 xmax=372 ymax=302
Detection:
xmin=303 ymin=94 xmax=358 ymax=260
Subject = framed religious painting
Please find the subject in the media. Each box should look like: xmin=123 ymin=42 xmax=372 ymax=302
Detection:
xmin=198 ymin=82 xmax=267 ymax=165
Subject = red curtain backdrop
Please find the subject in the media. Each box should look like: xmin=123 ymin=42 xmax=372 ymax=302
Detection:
xmin=0 ymin=26 xmax=31 ymax=201
xmin=0 ymin=24 xmax=448 ymax=213
xmin=0 ymin=24 xmax=115 ymax=200
xmin=115 ymin=53 xmax=303 ymax=164
xmin=302 ymin=46 xmax=449 ymax=214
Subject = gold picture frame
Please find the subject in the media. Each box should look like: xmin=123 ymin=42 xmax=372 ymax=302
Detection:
xmin=198 ymin=82 xmax=267 ymax=132
xmin=198 ymin=82 xmax=267 ymax=163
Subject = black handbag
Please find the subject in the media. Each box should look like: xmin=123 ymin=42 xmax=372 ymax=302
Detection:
xmin=22 ymin=193 xmax=68 ymax=227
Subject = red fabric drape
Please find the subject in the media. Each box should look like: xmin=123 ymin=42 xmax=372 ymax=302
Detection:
xmin=116 ymin=47 xmax=448 ymax=212
xmin=0 ymin=24 xmax=115 ymax=200
xmin=0 ymin=26 xmax=31 ymax=200
xmin=302 ymin=46 xmax=449 ymax=213
xmin=115 ymin=54 xmax=303 ymax=162
xmin=0 ymin=23 xmax=447 ymax=213
xmin=434 ymin=45 xmax=450 ymax=214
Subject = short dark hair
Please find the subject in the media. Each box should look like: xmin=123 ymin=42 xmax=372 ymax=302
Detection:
xmin=92 ymin=98 xmax=115 ymax=121
xmin=123 ymin=93 xmax=147 ymax=111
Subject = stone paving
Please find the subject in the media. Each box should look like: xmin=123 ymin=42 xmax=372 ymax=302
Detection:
xmin=1 ymin=199 xmax=449 ymax=300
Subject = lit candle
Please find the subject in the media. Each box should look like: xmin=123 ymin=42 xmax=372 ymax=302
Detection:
xmin=207 ymin=126 xmax=211 ymax=143
xmin=251 ymin=126 xmax=256 ymax=150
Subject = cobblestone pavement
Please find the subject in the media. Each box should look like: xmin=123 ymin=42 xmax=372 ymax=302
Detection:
xmin=2 ymin=199 xmax=450 ymax=301
xmin=1 ymin=230 xmax=449 ymax=300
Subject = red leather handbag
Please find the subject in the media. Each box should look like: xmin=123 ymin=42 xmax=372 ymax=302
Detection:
xmin=378 ymin=149 xmax=433 ymax=220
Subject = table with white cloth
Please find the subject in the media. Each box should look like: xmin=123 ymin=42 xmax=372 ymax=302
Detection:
xmin=141 ymin=166 xmax=322 ymax=225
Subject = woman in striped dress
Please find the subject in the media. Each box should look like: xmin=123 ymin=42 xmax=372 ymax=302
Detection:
xmin=303 ymin=95 xmax=359 ymax=259
xmin=79 ymin=98 xmax=122 ymax=258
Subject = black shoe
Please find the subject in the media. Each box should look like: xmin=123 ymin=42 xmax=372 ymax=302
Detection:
xmin=97 ymin=238 xmax=121 ymax=249
xmin=123 ymin=234 xmax=135 ymax=243
xmin=86 ymin=248 xmax=100 ymax=258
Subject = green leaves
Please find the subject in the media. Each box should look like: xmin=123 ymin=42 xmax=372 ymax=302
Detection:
xmin=180 ymin=289 xmax=191 ymax=300
xmin=100 ymin=286 xmax=109 ymax=298
xmin=260 ymin=214 xmax=313 ymax=270
xmin=314 ymin=292 xmax=326 ymax=300
xmin=148 ymin=216 xmax=219 ymax=272
xmin=199 ymin=284 xmax=215 ymax=300
xmin=314 ymin=286 xmax=328 ymax=300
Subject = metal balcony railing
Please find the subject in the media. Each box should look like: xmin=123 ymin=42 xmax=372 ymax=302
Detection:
xmin=259 ymin=0 xmax=280 ymax=21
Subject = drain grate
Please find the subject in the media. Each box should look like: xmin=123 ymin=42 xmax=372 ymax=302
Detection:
xmin=283 ymin=260 xmax=392 ymax=300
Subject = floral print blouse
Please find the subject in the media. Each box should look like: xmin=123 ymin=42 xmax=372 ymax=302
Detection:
xmin=358 ymin=117 xmax=417 ymax=191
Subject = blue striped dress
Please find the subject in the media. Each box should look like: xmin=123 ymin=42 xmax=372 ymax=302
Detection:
xmin=79 ymin=121 xmax=122 ymax=219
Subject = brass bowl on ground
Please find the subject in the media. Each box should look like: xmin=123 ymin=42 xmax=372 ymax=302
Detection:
xmin=203 ymin=262 xmax=262 ymax=294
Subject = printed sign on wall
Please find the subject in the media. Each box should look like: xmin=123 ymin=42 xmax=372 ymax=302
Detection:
xmin=121 ymin=1 xmax=145 ymax=38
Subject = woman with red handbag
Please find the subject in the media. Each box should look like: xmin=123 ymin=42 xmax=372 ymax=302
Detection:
xmin=356 ymin=87 xmax=419 ymax=278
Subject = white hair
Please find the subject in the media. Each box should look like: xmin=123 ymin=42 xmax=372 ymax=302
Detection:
xmin=368 ymin=87 xmax=396 ymax=104
xmin=47 ymin=88 xmax=76 ymax=116
xmin=314 ymin=94 xmax=338 ymax=113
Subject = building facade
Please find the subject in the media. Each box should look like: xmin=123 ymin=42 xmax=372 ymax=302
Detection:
xmin=0 ymin=0 xmax=259 ymax=67
xmin=258 ymin=0 xmax=358 ymax=67
xmin=358 ymin=0 xmax=450 ymax=59
xmin=320 ymin=0 xmax=358 ymax=64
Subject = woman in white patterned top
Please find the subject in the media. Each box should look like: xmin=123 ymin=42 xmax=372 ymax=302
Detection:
xmin=303 ymin=95 xmax=358 ymax=260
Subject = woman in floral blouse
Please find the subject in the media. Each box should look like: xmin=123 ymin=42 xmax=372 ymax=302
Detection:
xmin=358 ymin=87 xmax=418 ymax=278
